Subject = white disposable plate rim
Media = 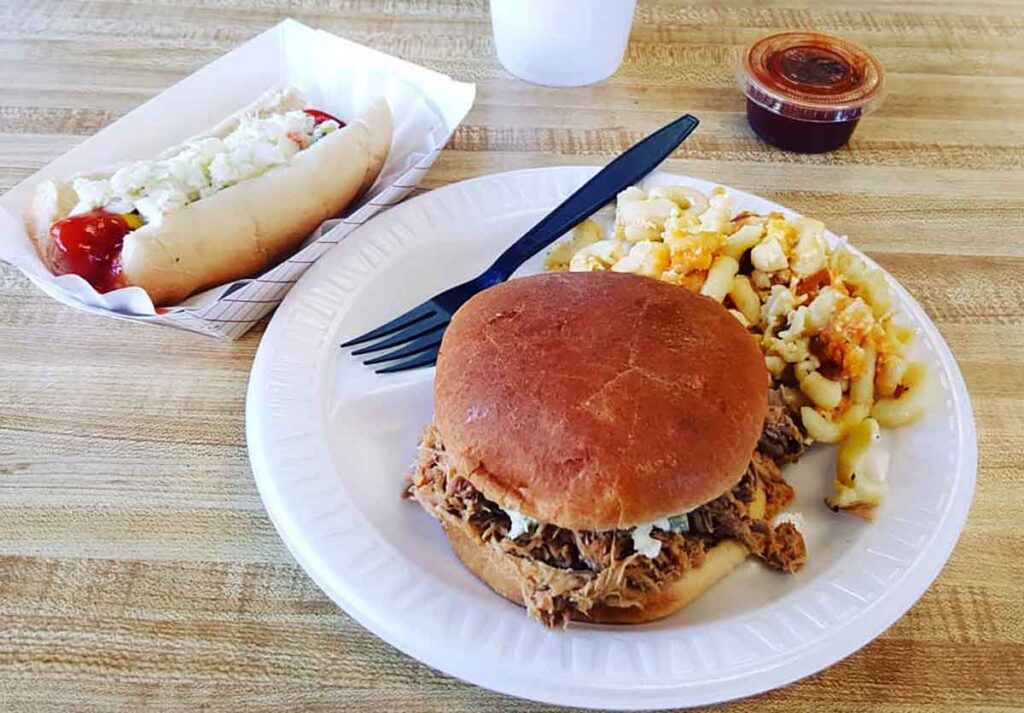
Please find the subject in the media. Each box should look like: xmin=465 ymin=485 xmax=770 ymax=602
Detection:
xmin=246 ymin=166 xmax=976 ymax=710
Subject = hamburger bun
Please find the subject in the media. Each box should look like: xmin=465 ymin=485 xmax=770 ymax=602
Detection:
xmin=434 ymin=271 xmax=769 ymax=532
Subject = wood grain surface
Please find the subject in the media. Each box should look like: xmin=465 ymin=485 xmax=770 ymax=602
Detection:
xmin=1 ymin=0 xmax=1022 ymax=710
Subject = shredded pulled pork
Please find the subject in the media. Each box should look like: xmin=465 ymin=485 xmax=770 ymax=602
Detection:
xmin=407 ymin=405 xmax=807 ymax=628
xmin=759 ymin=389 xmax=805 ymax=464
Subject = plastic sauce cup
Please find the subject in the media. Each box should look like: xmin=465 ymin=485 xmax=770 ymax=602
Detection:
xmin=737 ymin=31 xmax=885 ymax=153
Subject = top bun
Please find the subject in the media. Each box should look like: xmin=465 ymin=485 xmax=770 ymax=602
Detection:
xmin=434 ymin=271 xmax=768 ymax=531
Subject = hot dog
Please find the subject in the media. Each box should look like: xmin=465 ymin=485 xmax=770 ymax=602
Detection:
xmin=26 ymin=87 xmax=392 ymax=306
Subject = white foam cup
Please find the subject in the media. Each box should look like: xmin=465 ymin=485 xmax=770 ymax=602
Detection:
xmin=490 ymin=0 xmax=637 ymax=87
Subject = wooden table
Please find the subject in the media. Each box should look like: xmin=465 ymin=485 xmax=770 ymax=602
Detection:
xmin=2 ymin=1 xmax=1022 ymax=710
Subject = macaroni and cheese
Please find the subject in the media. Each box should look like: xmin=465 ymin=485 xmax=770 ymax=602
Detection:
xmin=544 ymin=185 xmax=930 ymax=518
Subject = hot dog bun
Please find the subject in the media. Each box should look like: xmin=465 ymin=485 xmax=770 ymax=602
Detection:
xmin=27 ymin=88 xmax=392 ymax=307
xmin=359 ymin=98 xmax=392 ymax=195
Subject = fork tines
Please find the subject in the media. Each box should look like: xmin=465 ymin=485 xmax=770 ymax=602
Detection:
xmin=341 ymin=303 xmax=449 ymax=373
xmin=341 ymin=302 xmax=438 ymax=347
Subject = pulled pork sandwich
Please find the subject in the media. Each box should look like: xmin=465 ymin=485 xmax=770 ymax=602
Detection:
xmin=406 ymin=271 xmax=806 ymax=627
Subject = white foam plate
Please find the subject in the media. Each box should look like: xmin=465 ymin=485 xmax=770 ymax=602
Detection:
xmin=246 ymin=167 xmax=976 ymax=709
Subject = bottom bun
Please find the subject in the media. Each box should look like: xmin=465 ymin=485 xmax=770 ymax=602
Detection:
xmin=443 ymin=519 xmax=750 ymax=625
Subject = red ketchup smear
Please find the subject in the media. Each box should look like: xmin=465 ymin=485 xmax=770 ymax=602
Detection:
xmin=49 ymin=210 xmax=133 ymax=293
xmin=304 ymin=108 xmax=346 ymax=128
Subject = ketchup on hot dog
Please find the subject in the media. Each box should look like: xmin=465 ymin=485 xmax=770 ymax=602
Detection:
xmin=49 ymin=210 xmax=138 ymax=293
xmin=303 ymin=108 xmax=345 ymax=128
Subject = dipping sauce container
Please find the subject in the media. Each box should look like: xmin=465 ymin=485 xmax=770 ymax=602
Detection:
xmin=737 ymin=31 xmax=885 ymax=153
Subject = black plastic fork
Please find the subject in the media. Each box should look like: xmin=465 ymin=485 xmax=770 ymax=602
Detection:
xmin=342 ymin=113 xmax=700 ymax=373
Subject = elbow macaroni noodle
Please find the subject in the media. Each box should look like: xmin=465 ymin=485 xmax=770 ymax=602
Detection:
xmin=545 ymin=185 xmax=931 ymax=518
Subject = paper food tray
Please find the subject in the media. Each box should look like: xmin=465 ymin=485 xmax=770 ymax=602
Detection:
xmin=0 ymin=19 xmax=475 ymax=340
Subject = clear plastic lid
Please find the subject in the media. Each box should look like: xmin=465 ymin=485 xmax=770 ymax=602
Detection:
xmin=737 ymin=31 xmax=885 ymax=123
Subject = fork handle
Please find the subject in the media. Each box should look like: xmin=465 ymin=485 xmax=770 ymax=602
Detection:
xmin=482 ymin=113 xmax=700 ymax=283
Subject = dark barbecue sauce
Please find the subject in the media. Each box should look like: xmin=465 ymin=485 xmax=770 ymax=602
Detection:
xmin=737 ymin=32 xmax=885 ymax=153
